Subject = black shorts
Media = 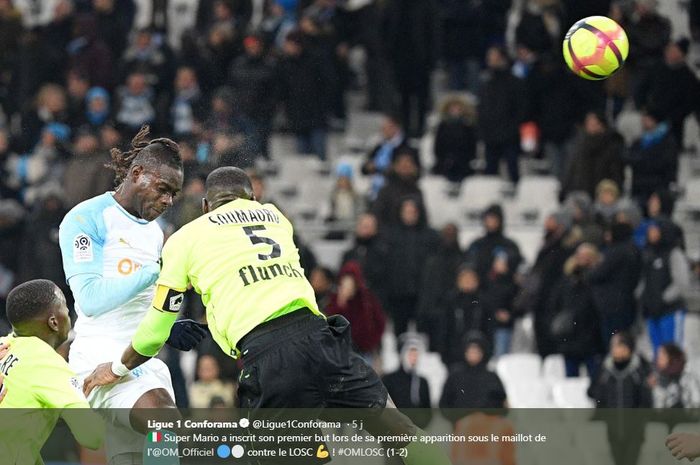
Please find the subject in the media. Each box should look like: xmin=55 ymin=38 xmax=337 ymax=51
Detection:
xmin=237 ymin=309 xmax=388 ymax=412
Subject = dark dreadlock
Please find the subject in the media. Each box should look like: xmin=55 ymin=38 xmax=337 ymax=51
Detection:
xmin=106 ymin=125 xmax=182 ymax=186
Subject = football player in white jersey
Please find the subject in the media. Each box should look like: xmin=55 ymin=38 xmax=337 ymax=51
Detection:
xmin=58 ymin=126 xmax=206 ymax=464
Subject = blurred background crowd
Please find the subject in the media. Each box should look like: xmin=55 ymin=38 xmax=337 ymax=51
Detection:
xmin=3 ymin=0 xmax=700 ymax=446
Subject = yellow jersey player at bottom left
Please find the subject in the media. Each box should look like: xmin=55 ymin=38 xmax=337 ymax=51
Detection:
xmin=0 ymin=279 xmax=105 ymax=465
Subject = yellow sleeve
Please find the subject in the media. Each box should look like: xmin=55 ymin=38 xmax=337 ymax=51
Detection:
xmin=131 ymin=285 xmax=182 ymax=357
xmin=34 ymin=355 xmax=90 ymax=409
xmin=156 ymin=230 xmax=190 ymax=292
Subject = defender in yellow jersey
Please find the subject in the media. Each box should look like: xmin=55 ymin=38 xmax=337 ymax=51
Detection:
xmin=83 ymin=167 xmax=452 ymax=465
xmin=0 ymin=280 xmax=104 ymax=464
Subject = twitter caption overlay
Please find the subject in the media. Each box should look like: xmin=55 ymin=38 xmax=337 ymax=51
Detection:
xmin=3 ymin=409 xmax=699 ymax=464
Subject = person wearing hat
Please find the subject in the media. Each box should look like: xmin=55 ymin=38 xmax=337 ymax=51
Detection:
xmin=464 ymin=204 xmax=522 ymax=283
xmin=326 ymin=163 xmax=363 ymax=223
xmin=382 ymin=334 xmax=432 ymax=430
xmin=637 ymin=37 xmax=700 ymax=148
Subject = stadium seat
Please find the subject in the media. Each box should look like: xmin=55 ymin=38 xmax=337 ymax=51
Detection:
xmin=496 ymin=353 xmax=542 ymax=383
xmin=419 ymin=175 xmax=462 ymax=228
xmin=460 ymin=176 xmax=510 ymax=221
xmin=551 ymin=377 xmax=594 ymax=408
xmin=419 ymin=132 xmax=436 ymax=169
xmin=512 ymin=176 xmax=560 ymax=224
xmin=679 ymin=178 xmax=700 ymax=219
xmin=310 ymin=238 xmax=353 ymax=270
xmin=508 ymin=226 xmax=543 ymax=266
xmin=542 ymin=354 xmax=567 ymax=381
xmin=505 ymin=378 xmax=552 ymax=408
xmin=344 ymin=112 xmax=384 ymax=152
xmin=416 ymin=352 xmax=448 ymax=407
xmin=615 ymin=110 xmax=643 ymax=145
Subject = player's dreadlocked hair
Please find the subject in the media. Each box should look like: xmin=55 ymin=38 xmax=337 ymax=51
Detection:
xmin=106 ymin=125 xmax=182 ymax=185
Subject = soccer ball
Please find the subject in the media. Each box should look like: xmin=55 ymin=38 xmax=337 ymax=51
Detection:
xmin=563 ymin=16 xmax=629 ymax=80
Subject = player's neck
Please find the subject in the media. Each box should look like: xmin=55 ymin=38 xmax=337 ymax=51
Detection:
xmin=14 ymin=328 xmax=60 ymax=349
xmin=113 ymin=186 xmax=141 ymax=219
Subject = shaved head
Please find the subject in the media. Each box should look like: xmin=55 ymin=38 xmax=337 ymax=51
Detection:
xmin=6 ymin=279 xmax=71 ymax=348
xmin=205 ymin=167 xmax=255 ymax=210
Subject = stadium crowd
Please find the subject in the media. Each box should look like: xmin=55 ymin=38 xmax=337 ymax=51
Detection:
xmin=2 ymin=0 xmax=700 ymax=431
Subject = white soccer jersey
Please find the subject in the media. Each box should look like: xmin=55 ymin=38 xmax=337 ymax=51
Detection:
xmin=59 ymin=192 xmax=163 ymax=374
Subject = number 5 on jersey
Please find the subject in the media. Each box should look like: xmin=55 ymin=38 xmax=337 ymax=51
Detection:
xmin=243 ymin=225 xmax=281 ymax=260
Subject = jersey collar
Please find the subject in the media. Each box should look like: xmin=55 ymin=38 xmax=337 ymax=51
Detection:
xmin=108 ymin=192 xmax=150 ymax=224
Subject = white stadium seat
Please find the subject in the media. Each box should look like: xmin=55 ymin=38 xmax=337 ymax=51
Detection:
xmin=551 ymin=377 xmax=594 ymax=408
xmin=512 ymin=176 xmax=560 ymax=223
xmin=496 ymin=353 xmax=542 ymax=383
xmin=542 ymin=354 xmax=567 ymax=381
xmin=461 ymin=176 xmax=510 ymax=221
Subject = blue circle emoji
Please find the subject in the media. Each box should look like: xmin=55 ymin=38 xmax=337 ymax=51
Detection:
xmin=217 ymin=445 xmax=231 ymax=458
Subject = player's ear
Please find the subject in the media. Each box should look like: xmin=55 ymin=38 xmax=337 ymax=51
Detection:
xmin=130 ymin=164 xmax=144 ymax=181
xmin=47 ymin=314 xmax=59 ymax=333
xmin=202 ymin=197 xmax=209 ymax=214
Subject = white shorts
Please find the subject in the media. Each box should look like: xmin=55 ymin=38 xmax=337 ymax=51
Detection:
xmin=77 ymin=358 xmax=175 ymax=460
xmin=83 ymin=358 xmax=175 ymax=410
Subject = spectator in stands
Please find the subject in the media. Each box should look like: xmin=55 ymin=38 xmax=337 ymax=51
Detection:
xmin=361 ymin=114 xmax=407 ymax=200
xmin=625 ymin=108 xmax=679 ymax=210
xmin=564 ymin=192 xmax=604 ymax=246
xmin=371 ymin=146 xmax=424 ymax=227
xmin=627 ymin=0 xmax=672 ymax=107
xmin=326 ymin=163 xmax=363 ymax=224
xmin=635 ymin=189 xmax=684 ymax=249
xmin=529 ymin=210 xmax=576 ymax=357
xmin=639 ymin=220 xmax=690 ymax=356
xmin=440 ymin=0 xmax=484 ymax=92
xmin=310 ymin=265 xmax=335 ymax=311
xmin=383 ymin=196 xmax=440 ymax=337
xmin=588 ymin=332 xmax=652 ymax=465
xmin=637 ymin=38 xmax=700 ymax=148
xmin=84 ymin=87 xmax=111 ymax=131
xmin=432 ymin=96 xmax=477 ymax=183
xmin=170 ymin=66 xmax=205 ymax=138
xmin=65 ymin=71 xmax=91 ymax=128
xmin=593 ymin=179 xmax=621 ymax=227
xmin=440 ymin=331 xmax=506 ymax=419
xmin=228 ymin=33 xmax=278 ymax=159
xmin=464 ymin=204 xmax=522 ymax=284
xmin=93 ymin=0 xmax=133 ymax=61
xmin=481 ymin=250 xmax=520 ymax=359
xmin=20 ymin=84 xmax=69 ymax=153
xmin=441 ymin=267 xmax=492 ymax=366
xmin=67 ymin=14 xmax=115 ymax=91
xmin=0 ymin=129 xmax=20 ymax=201
xmin=478 ymin=45 xmax=526 ymax=183
xmin=120 ymin=28 xmax=175 ymax=94
xmin=17 ymin=187 xmax=68 ymax=299
xmin=382 ymin=334 xmax=432 ymax=428
xmin=326 ymin=261 xmax=386 ymax=360
xmin=278 ymin=30 xmax=330 ymax=160
xmin=649 ymin=343 xmax=700 ymax=408
xmin=115 ymin=71 xmax=156 ymax=132
xmin=560 ymin=111 xmax=625 ymax=201
xmin=587 ymin=220 xmax=641 ymax=346
xmin=509 ymin=0 xmax=564 ymax=55
xmin=62 ymin=129 xmax=112 ymax=208
xmin=341 ymin=213 xmax=388 ymax=299
xmin=383 ymin=0 xmax=437 ymax=136
xmin=549 ymin=243 xmax=604 ymax=378
xmin=417 ymin=223 xmax=463 ymax=352
xmin=189 ymin=355 xmax=235 ymax=408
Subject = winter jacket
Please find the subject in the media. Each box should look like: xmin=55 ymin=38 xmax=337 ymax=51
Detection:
xmin=587 ymin=225 xmax=641 ymax=327
xmin=481 ymin=274 xmax=519 ymax=330
xmin=228 ymin=54 xmax=278 ymax=123
xmin=371 ymin=175 xmax=426 ymax=227
xmin=433 ymin=118 xmax=477 ymax=182
xmin=440 ymin=353 xmax=506 ymax=424
xmin=640 ymin=223 xmax=690 ymax=319
xmin=465 ymin=233 xmax=522 ymax=283
xmin=626 ymin=125 xmax=678 ymax=204
xmin=278 ymin=50 xmax=330 ymax=132
xmin=548 ymin=266 xmax=603 ymax=358
xmin=478 ymin=69 xmax=527 ymax=145
xmin=341 ymin=236 xmax=388 ymax=299
xmin=561 ymin=130 xmax=625 ymax=200
xmin=588 ymin=354 xmax=653 ymax=408
xmin=325 ymin=261 xmax=386 ymax=353
xmin=383 ymin=220 xmax=440 ymax=300
xmin=441 ymin=291 xmax=493 ymax=366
